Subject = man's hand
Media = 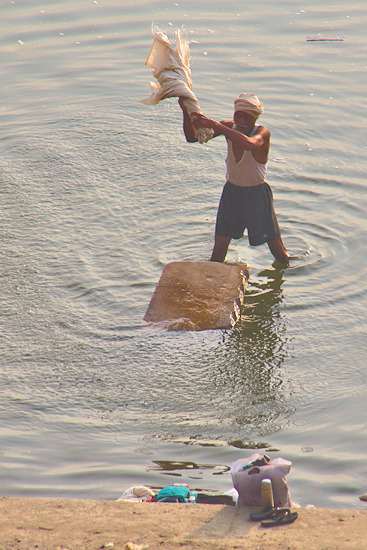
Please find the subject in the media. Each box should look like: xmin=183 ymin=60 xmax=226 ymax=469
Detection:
xmin=191 ymin=113 xmax=218 ymax=130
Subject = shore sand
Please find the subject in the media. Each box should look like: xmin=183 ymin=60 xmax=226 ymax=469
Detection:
xmin=1 ymin=497 xmax=367 ymax=549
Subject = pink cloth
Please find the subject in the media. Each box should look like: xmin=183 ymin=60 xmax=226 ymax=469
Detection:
xmin=231 ymin=453 xmax=292 ymax=508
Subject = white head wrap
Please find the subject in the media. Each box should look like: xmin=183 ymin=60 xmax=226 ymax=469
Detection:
xmin=234 ymin=93 xmax=264 ymax=119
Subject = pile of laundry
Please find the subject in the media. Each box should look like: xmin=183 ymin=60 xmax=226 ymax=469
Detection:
xmin=117 ymin=483 xmax=197 ymax=504
xmin=117 ymin=453 xmax=298 ymax=526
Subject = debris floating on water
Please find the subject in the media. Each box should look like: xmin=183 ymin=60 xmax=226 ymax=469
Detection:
xmin=306 ymin=33 xmax=345 ymax=42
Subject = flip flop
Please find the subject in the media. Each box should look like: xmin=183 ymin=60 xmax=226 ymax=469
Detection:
xmin=249 ymin=507 xmax=279 ymax=521
xmin=261 ymin=508 xmax=298 ymax=527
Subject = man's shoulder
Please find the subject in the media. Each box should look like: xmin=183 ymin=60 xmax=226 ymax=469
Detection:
xmin=255 ymin=124 xmax=270 ymax=136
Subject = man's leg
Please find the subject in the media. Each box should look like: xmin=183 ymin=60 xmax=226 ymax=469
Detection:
xmin=210 ymin=234 xmax=232 ymax=262
xmin=268 ymin=235 xmax=289 ymax=266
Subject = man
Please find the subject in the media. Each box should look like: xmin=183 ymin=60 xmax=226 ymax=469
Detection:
xmin=178 ymin=93 xmax=289 ymax=266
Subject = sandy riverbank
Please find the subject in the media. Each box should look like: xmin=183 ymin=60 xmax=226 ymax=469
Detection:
xmin=1 ymin=497 xmax=367 ymax=550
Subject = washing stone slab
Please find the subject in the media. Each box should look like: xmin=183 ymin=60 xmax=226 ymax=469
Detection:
xmin=143 ymin=261 xmax=250 ymax=331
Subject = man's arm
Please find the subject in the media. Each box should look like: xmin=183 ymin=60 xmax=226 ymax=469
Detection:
xmin=178 ymin=99 xmax=223 ymax=143
xmin=178 ymin=98 xmax=197 ymax=142
xmin=192 ymin=113 xmax=270 ymax=151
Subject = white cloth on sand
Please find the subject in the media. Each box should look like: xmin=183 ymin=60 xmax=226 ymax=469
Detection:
xmin=117 ymin=485 xmax=155 ymax=502
xmin=140 ymin=29 xmax=214 ymax=144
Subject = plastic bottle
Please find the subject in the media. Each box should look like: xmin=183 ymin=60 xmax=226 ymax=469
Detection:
xmin=261 ymin=478 xmax=274 ymax=509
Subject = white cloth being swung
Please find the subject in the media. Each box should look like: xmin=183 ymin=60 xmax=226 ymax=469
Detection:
xmin=140 ymin=29 xmax=214 ymax=144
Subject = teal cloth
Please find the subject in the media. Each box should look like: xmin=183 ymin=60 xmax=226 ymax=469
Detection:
xmin=155 ymin=485 xmax=197 ymax=503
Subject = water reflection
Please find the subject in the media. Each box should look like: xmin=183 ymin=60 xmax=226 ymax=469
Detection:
xmin=211 ymin=266 xmax=294 ymax=436
xmin=150 ymin=459 xmax=229 ymax=476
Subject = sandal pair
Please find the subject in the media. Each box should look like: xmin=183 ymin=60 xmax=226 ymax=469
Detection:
xmin=250 ymin=507 xmax=298 ymax=527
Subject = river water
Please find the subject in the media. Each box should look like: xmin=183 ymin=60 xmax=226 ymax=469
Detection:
xmin=1 ymin=0 xmax=366 ymax=508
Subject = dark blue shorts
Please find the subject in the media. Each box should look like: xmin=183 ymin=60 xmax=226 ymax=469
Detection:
xmin=215 ymin=181 xmax=281 ymax=246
